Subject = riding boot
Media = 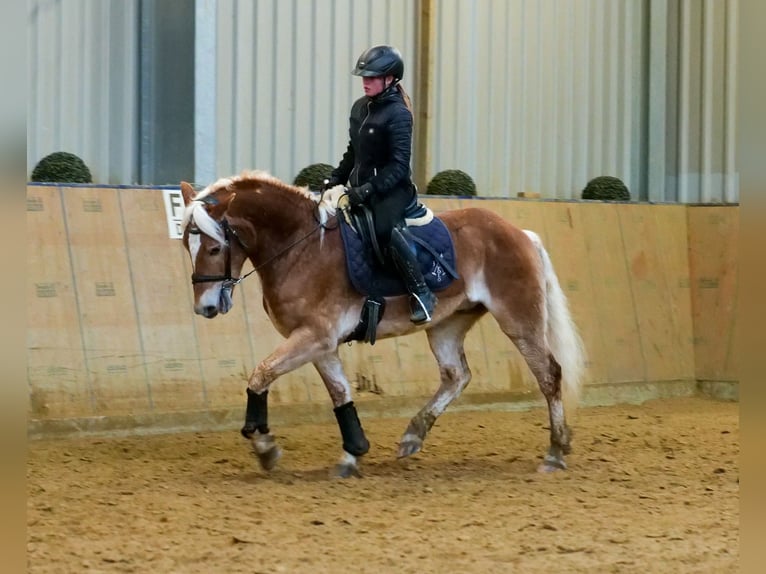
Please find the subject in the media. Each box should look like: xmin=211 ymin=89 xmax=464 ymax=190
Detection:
xmin=388 ymin=227 xmax=437 ymax=324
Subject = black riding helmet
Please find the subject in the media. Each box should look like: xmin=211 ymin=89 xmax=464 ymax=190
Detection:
xmin=352 ymin=45 xmax=404 ymax=81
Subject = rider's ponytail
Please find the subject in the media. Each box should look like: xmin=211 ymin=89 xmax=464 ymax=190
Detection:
xmin=396 ymin=83 xmax=413 ymax=114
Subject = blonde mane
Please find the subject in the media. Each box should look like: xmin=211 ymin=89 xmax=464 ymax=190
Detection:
xmin=181 ymin=170 xmax=338 ymax=240
xmin=196 ymin=170 xmax=316 ymax=202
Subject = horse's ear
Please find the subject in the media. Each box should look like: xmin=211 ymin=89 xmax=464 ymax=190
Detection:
xmin=180 ymin=181 xmax=196 ymax=206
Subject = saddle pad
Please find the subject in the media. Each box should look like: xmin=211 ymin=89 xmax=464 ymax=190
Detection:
xmin=339 ymin=215 xmax=457 ymax=297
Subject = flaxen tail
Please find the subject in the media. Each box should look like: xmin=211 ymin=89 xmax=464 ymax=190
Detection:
xmin=523 ymin=230 xmax=586 ymax=406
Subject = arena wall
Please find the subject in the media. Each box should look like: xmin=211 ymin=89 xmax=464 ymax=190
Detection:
xmin=27 ymin=186 xmax=738 ymax=437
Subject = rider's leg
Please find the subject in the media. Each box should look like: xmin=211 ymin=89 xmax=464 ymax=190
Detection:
xmin=370 ymin=189 xmax=437 ymax=324
xmin=388 ymin=226 xmax=437 ymax=324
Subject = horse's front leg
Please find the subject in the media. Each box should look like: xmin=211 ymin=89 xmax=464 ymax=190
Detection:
xmin=313 ymin=351 xmax=370 ymax=478
xmin=241 ymin=388 xmax=282 ymax=471
xmin=243 ymin=328 xmax=333 ymax=472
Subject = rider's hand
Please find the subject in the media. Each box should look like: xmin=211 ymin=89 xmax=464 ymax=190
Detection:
xmin=347 ymin=183 xmax=373 ymax=207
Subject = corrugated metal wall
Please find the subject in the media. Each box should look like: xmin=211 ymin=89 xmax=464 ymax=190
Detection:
xmin=426 ymin=0 xmax=738 ymax=202
xmin=28 ymin=0 xmax=739 ymax=202
xmin=429 ymin=0 xmax=645 ymax=199
xmin=201 ymin=0 xmax=416 ymax=186
xmin=666 ymin=0 xmax=739 ymax=203
xmin=28 ymin=0 xmax=140 ymax=184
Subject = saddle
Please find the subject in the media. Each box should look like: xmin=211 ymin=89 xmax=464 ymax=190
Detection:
xmin=338 ymin=199 xmax=458 ymax=344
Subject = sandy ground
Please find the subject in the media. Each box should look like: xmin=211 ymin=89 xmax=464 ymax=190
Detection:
xmin=27 ymin=396 xmax=738 ymax=573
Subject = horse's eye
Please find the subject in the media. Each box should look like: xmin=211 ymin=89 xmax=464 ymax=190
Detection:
xmin=210 ymin=246 xmax=222 ymax=256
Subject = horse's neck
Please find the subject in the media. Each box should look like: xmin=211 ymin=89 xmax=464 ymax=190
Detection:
xmin=237 ymin=195 xmax=316 ymax=272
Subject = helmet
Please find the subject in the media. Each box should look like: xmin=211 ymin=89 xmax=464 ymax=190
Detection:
xmin=352 ymin=45 xmax=404 ymax=80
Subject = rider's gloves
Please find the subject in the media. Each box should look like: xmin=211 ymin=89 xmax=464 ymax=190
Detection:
xmin=347 ymin=183 xmax=373 ymax=207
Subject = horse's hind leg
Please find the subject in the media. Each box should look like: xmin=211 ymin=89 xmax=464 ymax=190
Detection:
xmin=512 ymin=334 xmax=572 ymax=471
xmin=398 ymin=310 xmax=483 ymax=458
xmin=313 ymin=351 xmax=369 ymax=478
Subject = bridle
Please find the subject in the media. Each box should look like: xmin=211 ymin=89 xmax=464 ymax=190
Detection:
xmin=189 ymin=218 xmax=249 ymax=288
xmin=189 ymin=215 xmax=327 ymax=288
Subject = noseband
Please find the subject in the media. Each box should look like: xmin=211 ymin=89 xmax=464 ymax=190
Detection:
xmin=190 ymin=218 xmax=243 ymax=288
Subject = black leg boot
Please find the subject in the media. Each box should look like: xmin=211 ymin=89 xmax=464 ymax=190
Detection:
xmin=388 ymin=227 xmax=437 ymax=324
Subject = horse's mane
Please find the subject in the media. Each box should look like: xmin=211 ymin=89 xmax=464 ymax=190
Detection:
xmin=181 ymin=170 xmax=340 ymax=243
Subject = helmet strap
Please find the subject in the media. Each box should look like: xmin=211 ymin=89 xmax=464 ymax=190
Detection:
xmin=375 ymin=77 xmax=399 ymax=99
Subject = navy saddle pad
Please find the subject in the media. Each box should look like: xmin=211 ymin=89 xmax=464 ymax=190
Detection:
xmin=339 ymin=216 xmax=458 ymax=297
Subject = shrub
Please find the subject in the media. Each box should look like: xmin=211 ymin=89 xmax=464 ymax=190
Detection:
xmin=30 ymin=151 xmax=93 ymax=184
xmin=293 ymin=163 xmax=334 ymax=190
xmin=426 ymin=169 xmax=477 ymax=196
xmin=581 ymin=176 xmax=630 ymax=201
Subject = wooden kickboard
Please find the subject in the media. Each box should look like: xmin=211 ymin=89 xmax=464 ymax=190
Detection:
xmin=27 ymin=184 xmax=740 ymax=427
xmin=118 ymin=188 xmax=208 ymax=412
xmin=579 ymin=203 xmax=645 ymax=384
xmin=687 ymin=206 xmax=739 ymax=381
xmin=27 ymin=186 xmax=91 ymax=418
xmin=649 ymin=204 xmax=695 ymax=379
xmin=61 ymin=187 xmax=150 ymax=416
xmin=617 ymin=204 xmax=695 ymax=383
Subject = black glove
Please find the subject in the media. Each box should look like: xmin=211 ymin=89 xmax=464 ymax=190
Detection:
xmin=347 ymin=183 xmax=373 ymax=207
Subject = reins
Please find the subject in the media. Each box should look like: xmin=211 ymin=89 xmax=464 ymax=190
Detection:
xmin=191 ymin=197 xmax=337 ymax=288
xmin=244 ymin=221 xmax=323 ymax=277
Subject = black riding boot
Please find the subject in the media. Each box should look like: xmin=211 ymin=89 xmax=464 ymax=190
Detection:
xmin=388 ymin=227 xmax=437 ymax=324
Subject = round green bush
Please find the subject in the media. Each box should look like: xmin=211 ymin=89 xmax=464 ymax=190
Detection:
xmin=426 ymin=169 xmax=477 ymax=196
xmin=31 ymin=151 xmax=93 ymax=184
xmin=293 ymin=163 xmax=334 ymax=190
xmin=581 ymin=176 xmax=630 ymax=201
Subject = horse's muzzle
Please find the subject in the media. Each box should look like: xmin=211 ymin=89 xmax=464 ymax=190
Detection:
xmin=196 ymin=305 xmax=219 ymax=319
xmin=194 ymin=285 xmax=233 ymax=318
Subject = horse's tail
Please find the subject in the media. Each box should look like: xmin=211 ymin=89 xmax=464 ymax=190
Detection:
xmin=523 ymin=230 xmax=587 ymax=406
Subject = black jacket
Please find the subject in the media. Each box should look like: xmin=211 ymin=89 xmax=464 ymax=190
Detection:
xmin=331 ymin=87 xmax=414 ymax=196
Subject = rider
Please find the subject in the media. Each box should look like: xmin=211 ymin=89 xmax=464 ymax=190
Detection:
xmin=324 ymin=45 xmax=436 ymax=324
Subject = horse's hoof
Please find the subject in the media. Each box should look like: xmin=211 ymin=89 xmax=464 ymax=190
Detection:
xmin=256 ymin=446 xmax=283 ymax=471
xmin=397 ymin=435 xmax=423 ymax=459
xmin=252 ymin=435 xmax=282 ymax=471
xmin=333 ymin=463 xmax=361 ymax=479
xmin=537 ymin=454 xmax=567 ymax=473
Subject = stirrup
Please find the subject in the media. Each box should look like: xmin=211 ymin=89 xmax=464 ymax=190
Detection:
xmin=409 ymin=292 xmax=436 ymax=324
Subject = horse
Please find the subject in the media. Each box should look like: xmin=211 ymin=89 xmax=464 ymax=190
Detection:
xmin=179 ymin=170 xmax=586 ymax=478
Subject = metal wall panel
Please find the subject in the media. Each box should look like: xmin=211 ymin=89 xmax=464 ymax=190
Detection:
xmin=668 ymin=0 xmax=738 ymax=203
xmin=203 ymin=0 xmax=416 ymax=186
xmin=28 ymin=0 xmax=139 ymax=184
xmin=28 ymin=0 xmax=739 ymax=202
xmin=429 ymin=0 xmax=647 ymax=199
xmin=426 ymin=0 xmax=737 ymax=201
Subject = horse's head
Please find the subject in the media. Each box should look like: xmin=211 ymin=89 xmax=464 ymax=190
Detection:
xmin=180 ymin=180 xmax=248 ymax=318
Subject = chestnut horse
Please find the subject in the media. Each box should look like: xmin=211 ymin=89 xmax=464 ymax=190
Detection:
xmin=179 ymin=170 xmax=585 ymax=477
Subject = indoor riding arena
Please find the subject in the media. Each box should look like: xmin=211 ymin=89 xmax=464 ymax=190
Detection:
xmin=27 ymin=189 xmax=738 ymax=573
